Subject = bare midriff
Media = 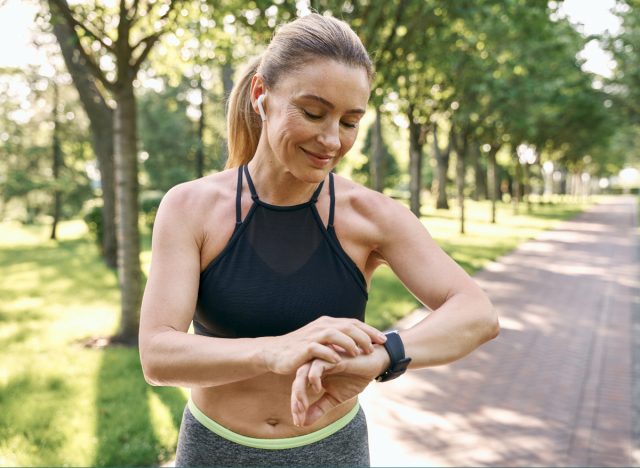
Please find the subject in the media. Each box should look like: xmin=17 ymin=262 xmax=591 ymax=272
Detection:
xmin=191 ymin=372 xmax=357 ymax=439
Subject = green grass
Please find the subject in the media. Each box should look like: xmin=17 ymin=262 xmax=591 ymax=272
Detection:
xmin=364 ymin=197 xmax=586 ymax=329
xmin=0 ymin=221 xmax=187 ymax=466
xmin=0 ymin=197 xmax=589 ymax=465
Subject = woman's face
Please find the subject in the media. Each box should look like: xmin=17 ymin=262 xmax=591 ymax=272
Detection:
xmin=253 ymin=58 xmax=371 ymax=182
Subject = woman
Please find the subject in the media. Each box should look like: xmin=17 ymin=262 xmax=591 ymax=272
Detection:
xmin=139 ymin=13 xmax=498 ymax=467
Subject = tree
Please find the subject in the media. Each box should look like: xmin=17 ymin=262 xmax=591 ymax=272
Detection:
xmin=0 ymin=66 xmax=93 ymax=225
xmin=44 ymin=3 xmax=118 ymax=267
xmin=137 ymin=76 xmax=200 ymax=191
xmin=50 ymin=79 xmax=63 ymax=239
xmin=353 ymin=112 xmax=400 ymax=190
xmin=46 ymin=0 xmax=181 ymax=345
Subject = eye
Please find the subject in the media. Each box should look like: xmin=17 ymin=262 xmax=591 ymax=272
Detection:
xmin=341 ymin=121 xmax=358 ymax=129
xmin=303 ymin=109 xmax=322 ymax=120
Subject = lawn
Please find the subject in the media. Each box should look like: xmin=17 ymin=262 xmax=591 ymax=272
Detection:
xmin=0 ymin=197 xmax=588 ymax=466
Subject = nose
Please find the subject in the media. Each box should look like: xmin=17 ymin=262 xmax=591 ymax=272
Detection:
xmin=316 ymin=120 xmax=341 ymax=154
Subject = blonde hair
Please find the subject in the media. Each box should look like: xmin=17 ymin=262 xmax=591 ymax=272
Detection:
xmin=225 ymin=13 xmax=374 ymax=169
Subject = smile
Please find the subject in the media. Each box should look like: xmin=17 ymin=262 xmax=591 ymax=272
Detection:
xmin=301 ymin=147 xmax=333 ymax=168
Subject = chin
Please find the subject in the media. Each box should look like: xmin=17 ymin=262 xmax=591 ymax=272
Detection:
xmin=287 ymin=161 xmax=334 ymax=183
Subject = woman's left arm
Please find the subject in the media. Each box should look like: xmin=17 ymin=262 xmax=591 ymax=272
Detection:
xmin=374 ymin=194 xmax=499 ymax=367
xmin=291 ymin=194 xmax=499 ymax=425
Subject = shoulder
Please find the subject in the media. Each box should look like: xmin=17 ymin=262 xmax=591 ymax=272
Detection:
xmin=155 ymin=168 xmax=239 ymax=235
xmin=332 ymin=173 xmax=415 ymax=247
xmin=160 ymin=168 xmax=237 ymax=213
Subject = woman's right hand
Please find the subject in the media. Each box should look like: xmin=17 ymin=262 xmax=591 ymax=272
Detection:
xmin=260 ymin=316 xmax=387 ymax=375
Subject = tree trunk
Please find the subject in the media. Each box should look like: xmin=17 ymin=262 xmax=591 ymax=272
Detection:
xmin=524 ymin=163 xmax=532 ymax=213
xmin=472 ymin=143 xmax=487 ymax=201
xmin=457 ymin=157 xmax=466 ymax=235
xmin=196 ymin=73 xmax=205 ymax=178
xmin=50 ymin=5 xmax=117 ymax=268
xmin=407 ymin=105 xmax=424 ymax=217
xmin=432 ymin=124 xmax=451 ymax=210
xmin=113 ymin=82 xmax=143 ymax=345
xmin=454 ymin=130 xmax=467 ymax=235
xmin=513 ymin=153 xmax=522 ymax=215
xmin=470 ymin=143 xmax=478 ymax=201
xmin=221 ymin=62 xmax=234 ymax=165
xmin=50 ymin=80 xmax=62 ymax=240
xmin=370 ymin=106 xmax=384 ymax=192
xmin=487 ymin=146 xmax=499 ymax=224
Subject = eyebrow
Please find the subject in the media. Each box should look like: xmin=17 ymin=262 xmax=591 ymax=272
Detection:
xmin=297 ymin=94 xmax=366 ymax=115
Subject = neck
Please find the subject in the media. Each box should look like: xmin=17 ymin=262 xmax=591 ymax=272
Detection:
xmin=247 ymin=144 xmax=325 ymax=206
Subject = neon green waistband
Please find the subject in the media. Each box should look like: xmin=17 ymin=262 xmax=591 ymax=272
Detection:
xmin=187 ymin=398 xmax=360 ymax=450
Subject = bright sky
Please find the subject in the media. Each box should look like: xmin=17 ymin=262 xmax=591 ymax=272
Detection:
xmin=0 ymin=0 xmax=624 ymax=77
xmin=0 ymin=0 xmax=42 ymax=69
xmin=558 ymin=0 xmax=621 ymax=77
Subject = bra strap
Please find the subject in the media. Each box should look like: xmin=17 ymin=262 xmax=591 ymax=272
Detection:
xmin=328 ymin=172 xmax=335 ymax=227
xmin=310 ymin=180 xmax=325 ymax=203
xmin=242 ymin=165 xmax=260 ymax=202
xmin=235 ymin=166 xmax=243 ymax=225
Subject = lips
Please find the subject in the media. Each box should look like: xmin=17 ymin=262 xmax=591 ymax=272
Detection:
xmin=301 ymin=147 xmax=333 ymax=160
xmin=302 ymin=147 xmax=334 ymax=168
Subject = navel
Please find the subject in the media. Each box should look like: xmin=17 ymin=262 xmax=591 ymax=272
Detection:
xmin=265 ymin=418 xmax=280 ymax=427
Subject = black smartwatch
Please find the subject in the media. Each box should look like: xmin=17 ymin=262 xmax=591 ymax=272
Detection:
xmin=376 ymin=330 xmax=412 ymax=382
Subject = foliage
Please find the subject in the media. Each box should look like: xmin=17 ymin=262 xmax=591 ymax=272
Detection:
xmin=602 ymin=0 xmax=640 ymax=173
xmin=0 ymin=66 xmax=95 ymax=223
xmin=137 ymin=78 xmax=202 ymax=191
xmin=352 ymin=118 xmax=402 ymax=189
xmin=606 ymin=0 xmax=640 ymax=123
xmin=82 ymin=200 xmax=104 ymax=248
xmin=140 ymin=191 xmax=165 ymax=229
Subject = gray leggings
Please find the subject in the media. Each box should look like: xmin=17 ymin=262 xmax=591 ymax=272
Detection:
xmin=175 ymin=403 xmax=370 ymax=467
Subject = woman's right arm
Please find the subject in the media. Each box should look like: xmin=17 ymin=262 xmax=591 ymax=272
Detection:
xmin=139 ymin=183 xmax=386 ymax=388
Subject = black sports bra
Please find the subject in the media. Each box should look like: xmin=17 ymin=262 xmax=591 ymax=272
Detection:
xmin=194 ymin=165 xmax=368 ymax=339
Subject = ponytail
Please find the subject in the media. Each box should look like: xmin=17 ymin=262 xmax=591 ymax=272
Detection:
xmin=225 ymin=55 xmax=263 ymax=169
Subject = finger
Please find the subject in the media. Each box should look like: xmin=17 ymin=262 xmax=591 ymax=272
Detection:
xmin=319 ymin=329 xmax=362 ymax=357
xmin=328 ymin=344 xmax=348 ymax=354
xmin=304 ymin=392 xmax=341 ymax=426
xmin=342 ymin=325 xmax=376 ymax=354
xmin=352 ymin=320 xmax=388 ymax=345
xmin=291 ymin=363 xmax=311 ymax=426
xmin=307 ymin=342 xmax=342 ymax=364
xmin=325 ymin=319 xmax=386 ymax=353
xmin=308 ymin=359 xmax=332 ymax=393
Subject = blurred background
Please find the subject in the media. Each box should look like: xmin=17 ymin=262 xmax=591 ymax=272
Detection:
xmin=0 ymin=0 xmax=638 ymax=466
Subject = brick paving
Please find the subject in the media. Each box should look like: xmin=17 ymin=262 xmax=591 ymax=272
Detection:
xmin=361 ymin=196 xmax=639 ymax=467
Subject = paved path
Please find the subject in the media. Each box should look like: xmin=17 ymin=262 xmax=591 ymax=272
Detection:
xmin=361 ymin=196 xmax=639 ymax=467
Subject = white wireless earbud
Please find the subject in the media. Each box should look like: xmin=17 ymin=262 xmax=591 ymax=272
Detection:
xmin=257 ymin=94 xmax=267 ymax=121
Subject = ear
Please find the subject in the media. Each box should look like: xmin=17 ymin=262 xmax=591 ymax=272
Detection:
xmin=250 ymin=74 xmax=268 ymax=120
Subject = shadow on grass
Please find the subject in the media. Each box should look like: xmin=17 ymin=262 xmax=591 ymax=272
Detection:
xmin=0 ymin=238 xmax=119 ymax=306
xmin=93 ymin=345 xmax=187 ymax=466
xmin=0 ymin=373 xmax=73 ymax=464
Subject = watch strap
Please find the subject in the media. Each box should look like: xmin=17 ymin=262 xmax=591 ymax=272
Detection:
xmin=376 ymin=331 xmax=412 ymax=382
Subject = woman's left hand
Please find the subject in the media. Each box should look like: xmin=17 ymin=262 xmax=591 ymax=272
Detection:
xmin=290 ymin=346 xmax=389 ymax=427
